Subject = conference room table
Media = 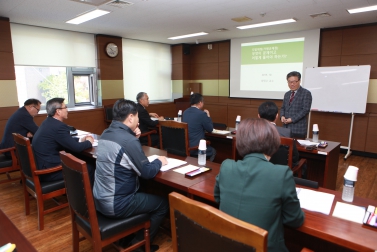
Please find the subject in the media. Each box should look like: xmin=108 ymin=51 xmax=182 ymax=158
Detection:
xmin=205 ymin=129 xmax=341 ymax=190
xmin=81 ymin=132 xmax=376 ymax=251
xmin=0 ymin=209 xmax=37 ymax=252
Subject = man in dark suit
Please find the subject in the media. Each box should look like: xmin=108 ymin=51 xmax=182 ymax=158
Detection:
xmin=136 ymin=92 xmax=164 ymax=147
xmin=32 ymin=98 xmax=94 ymax=182
xmin=280 ymin=71 xmax=312 ymax=139
xmin=0 ymin=99 xmax=41 ymax=157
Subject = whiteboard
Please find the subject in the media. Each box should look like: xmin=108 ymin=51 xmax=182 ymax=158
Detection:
xmin=303 ymin=65 xmax=370 ymax=114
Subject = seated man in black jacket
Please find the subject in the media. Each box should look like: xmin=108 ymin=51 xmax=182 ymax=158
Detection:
xmin=136 ymin=92 xmax=164 ymax=147
xmin=32 ymin=98 xmax=94 ymax=182
xmin=258 ymin=101 xmax=306 ymax=178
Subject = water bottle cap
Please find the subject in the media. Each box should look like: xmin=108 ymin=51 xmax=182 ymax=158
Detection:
xmin=313 ymin=124 xmax=319 ymax=131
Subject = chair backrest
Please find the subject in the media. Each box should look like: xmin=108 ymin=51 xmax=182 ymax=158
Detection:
xmin=158 ymin=121 xmax=190 ymax=157
xmin=169 ymin=192 xmax=268 ymax=252
xmin=103 ymin=104 xmax=114 ymax=124
xmin=59 ymin=151 xmax=100 ymax=236
xmin=294 ymin=177 xmax=319 ymax=189
xmin=270 ymin=137 xmax=294 ymax=168
xmin=12 ymin=133 xmax=36 ymax=180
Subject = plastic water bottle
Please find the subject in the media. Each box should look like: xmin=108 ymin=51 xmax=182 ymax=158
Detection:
xmin=312 ymin=124 xmax=319 ymax=143
xmin=198 ymin=139 xmax=206 ymax=166
xmin=198 ymin=149 xmax=206 ymax=166
xmin=313 ymin=130 xmax=319 ymax=143
xmin=177 ymin=110 xmax=182 ymax=122
xmin=235 ymin=115 xmax=241 ymax=131
xmin=341 ymin=166 xmax=358 ymax=202
xmin=342 ymin=179 xmax=355 ymax=202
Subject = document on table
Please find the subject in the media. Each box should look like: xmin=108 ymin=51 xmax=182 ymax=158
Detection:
xmin=148 ymin=155 xmax=187 ymax=172
xmin=332 ymin=201 xmax=366 ymax=223
xmin=173 ymin=164 xmax=200 ymax=174
xmin=296 ymin=188 xmax=335 ymax=215
xmin=212 ymin=129 xmax=231 ymax=135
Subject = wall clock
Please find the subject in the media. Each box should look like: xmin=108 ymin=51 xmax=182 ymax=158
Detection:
xmin=105 ymin=42 xmax=118 ymax=58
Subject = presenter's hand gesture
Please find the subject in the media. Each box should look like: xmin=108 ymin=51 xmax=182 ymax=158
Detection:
xmin=281 ymin=116 xmax=286 ymax=123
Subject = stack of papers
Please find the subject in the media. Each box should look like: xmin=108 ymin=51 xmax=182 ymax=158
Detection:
xmin=148 ymin=155 xmax=187 ymax=172
xmin=296 ymin=188 xmax=335 ymax=215
xmin=297 ymin=140 xmax=319 ymax=147
xmin=332 ymin=202 xmax=366 ymax=223
xmin=212 ymin=129 xmax=231 ymax=135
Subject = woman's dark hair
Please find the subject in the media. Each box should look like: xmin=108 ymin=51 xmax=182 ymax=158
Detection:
xmin=236 ymin=118 xmax=280 ymax=157
xmin=113 ymin=99 xmax=138 ymax=122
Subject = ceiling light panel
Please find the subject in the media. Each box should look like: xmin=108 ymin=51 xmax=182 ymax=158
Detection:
xmin=66 ymin=9 xmax=110 ymax=24
xmin=237 ymin=19 xmax=296 ymax=29
xmin=168 ymin=32 xmax=208 ymax=40
xmin=347 ymin=5 xmax=377 ymax=14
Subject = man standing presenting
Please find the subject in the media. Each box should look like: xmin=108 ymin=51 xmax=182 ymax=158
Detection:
xmin=136 ymin=92 xmax=164 ymax=147
xmin=281 ymin=71 xmax=312 ymax=139
xmin=182 ymin=93 xmax=216 ymax=161
xmin=32 ymin=98 xmax=94 ymax=182
xmin=93 ymin=99 xmax=168 ymax=252
xmin=0 ymin=99 xmax=41 ymax=155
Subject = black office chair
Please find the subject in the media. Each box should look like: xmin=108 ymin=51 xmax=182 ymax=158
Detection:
xmin=270 ymin=137 xmax=306 ymax=178
xmin=294 ymin=177 xmax=319 ymax=189
xmin=60 ymin=151 xmax=151 ymax=252
xmin=0 ymin=147 xmax=20 ymax=184
xmin=213 ymin=122 xmax=227 ymax=130
xmin=13 ymin=133 xmax=68 ymax=231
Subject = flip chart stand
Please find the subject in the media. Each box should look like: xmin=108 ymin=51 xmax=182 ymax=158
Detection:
xmin=343 ymin=113 xmax=354 ymax=160
xmin=307 ymin=111 xmax=354 ymax=160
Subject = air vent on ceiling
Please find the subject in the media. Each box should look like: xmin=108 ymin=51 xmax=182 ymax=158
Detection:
xmin=310 ymin=12 xmax=331 ymax=18
xmin=216 ymin=28 xmax=229 ymax=32
xmin=231 ymin=16 xmax=252 ymax=22
xmin=106 ymin=0 xmax=134 ymax=8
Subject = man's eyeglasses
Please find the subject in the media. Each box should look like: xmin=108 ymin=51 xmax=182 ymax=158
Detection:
xmin=288 ymin=80 xmax=300 ymax=84
xmin=57 ymin=106 xmax=68 ymax=110
xmin=32 ymin=106 xmax=40 ymax=112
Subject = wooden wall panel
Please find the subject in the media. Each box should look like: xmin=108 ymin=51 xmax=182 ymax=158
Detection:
xmin=342 ymin=25 xmax=377 ymax=55
xmin=204 ymin=104 xmax=227 ymax=125
xmin=0 ymin=18 xmax=12 ymax=53
xmin=365 ymin=114 xmax=377 ymax=152
xmin=0 ymin=52 xmax=15 ymax=80
xmin=171 ymin=45 xmax=183 ymax=64
xmin=148 ymin=102 xmax=176 ymax=118
xmin=190 ymin=43 xmax=219 ymax=64
xmin=95 ymin=35 xmax=122 ymax=61
xmin=341 ymin=54 xmax=377 ymax=79
xmin=97 ymin=59 xmax=123 ymax=80
xmin=227 ymin=104 xmax=258 ymax=126
xmin=218 ymin=41 xmax=230 ymax=62
xmin=320 ymin=29 xmax=343 ymax=57
xmin=190 ymin=63 xmax=218 ymax=80
xmin=218 ymin=61 xmax=229 ymax=79
xmin=319 ymin=56 xmax=341 ymax=67
xmin=350 ymin=114 xmax=368 ymax=151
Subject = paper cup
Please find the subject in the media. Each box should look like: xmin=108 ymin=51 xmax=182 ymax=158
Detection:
xmin=344 ymin=165 xmax=359 ymax=181
xmin=174 ymin=117 xmax=178 ymax=121
xmin=313 ymin=124 xmax=319 ymax=131
xmin=198 ymin=139 xmax=207 ymax=150
xmin=178 ymin=110 xmax=182 ymax=115
xmin=236 ymin=115 xmax=241 ymax=121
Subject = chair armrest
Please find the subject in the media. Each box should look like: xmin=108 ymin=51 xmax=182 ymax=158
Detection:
xmin=140 ymin=130 xmax=157 ymax=137
xmin=0 ymin=147 xmax=16 ymax=154
xmin=292 ymin=158 xmax=306 ymax=178
xmin=34 ymin=165 xmax=63 ymax=175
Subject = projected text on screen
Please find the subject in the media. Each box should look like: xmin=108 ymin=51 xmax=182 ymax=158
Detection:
xmin=240 ymin=38 xmax=304 ymax=92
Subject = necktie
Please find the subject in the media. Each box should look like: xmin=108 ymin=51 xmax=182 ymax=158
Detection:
xmin=289 ymin=91 xmax=295 ymax=105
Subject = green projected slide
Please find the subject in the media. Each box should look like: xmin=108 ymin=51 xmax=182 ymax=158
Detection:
xmin=240 ymin=38 xmax=305 ymax=92
xmin=241 ymin=41 xmax=304 ymax=65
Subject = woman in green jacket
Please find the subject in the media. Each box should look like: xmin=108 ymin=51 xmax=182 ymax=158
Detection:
xmin=214 ymin=118 xmax=304 ymax=252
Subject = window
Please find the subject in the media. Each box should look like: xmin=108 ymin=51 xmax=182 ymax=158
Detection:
xmin=15 ymin=66 xmax=98 ymax=108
